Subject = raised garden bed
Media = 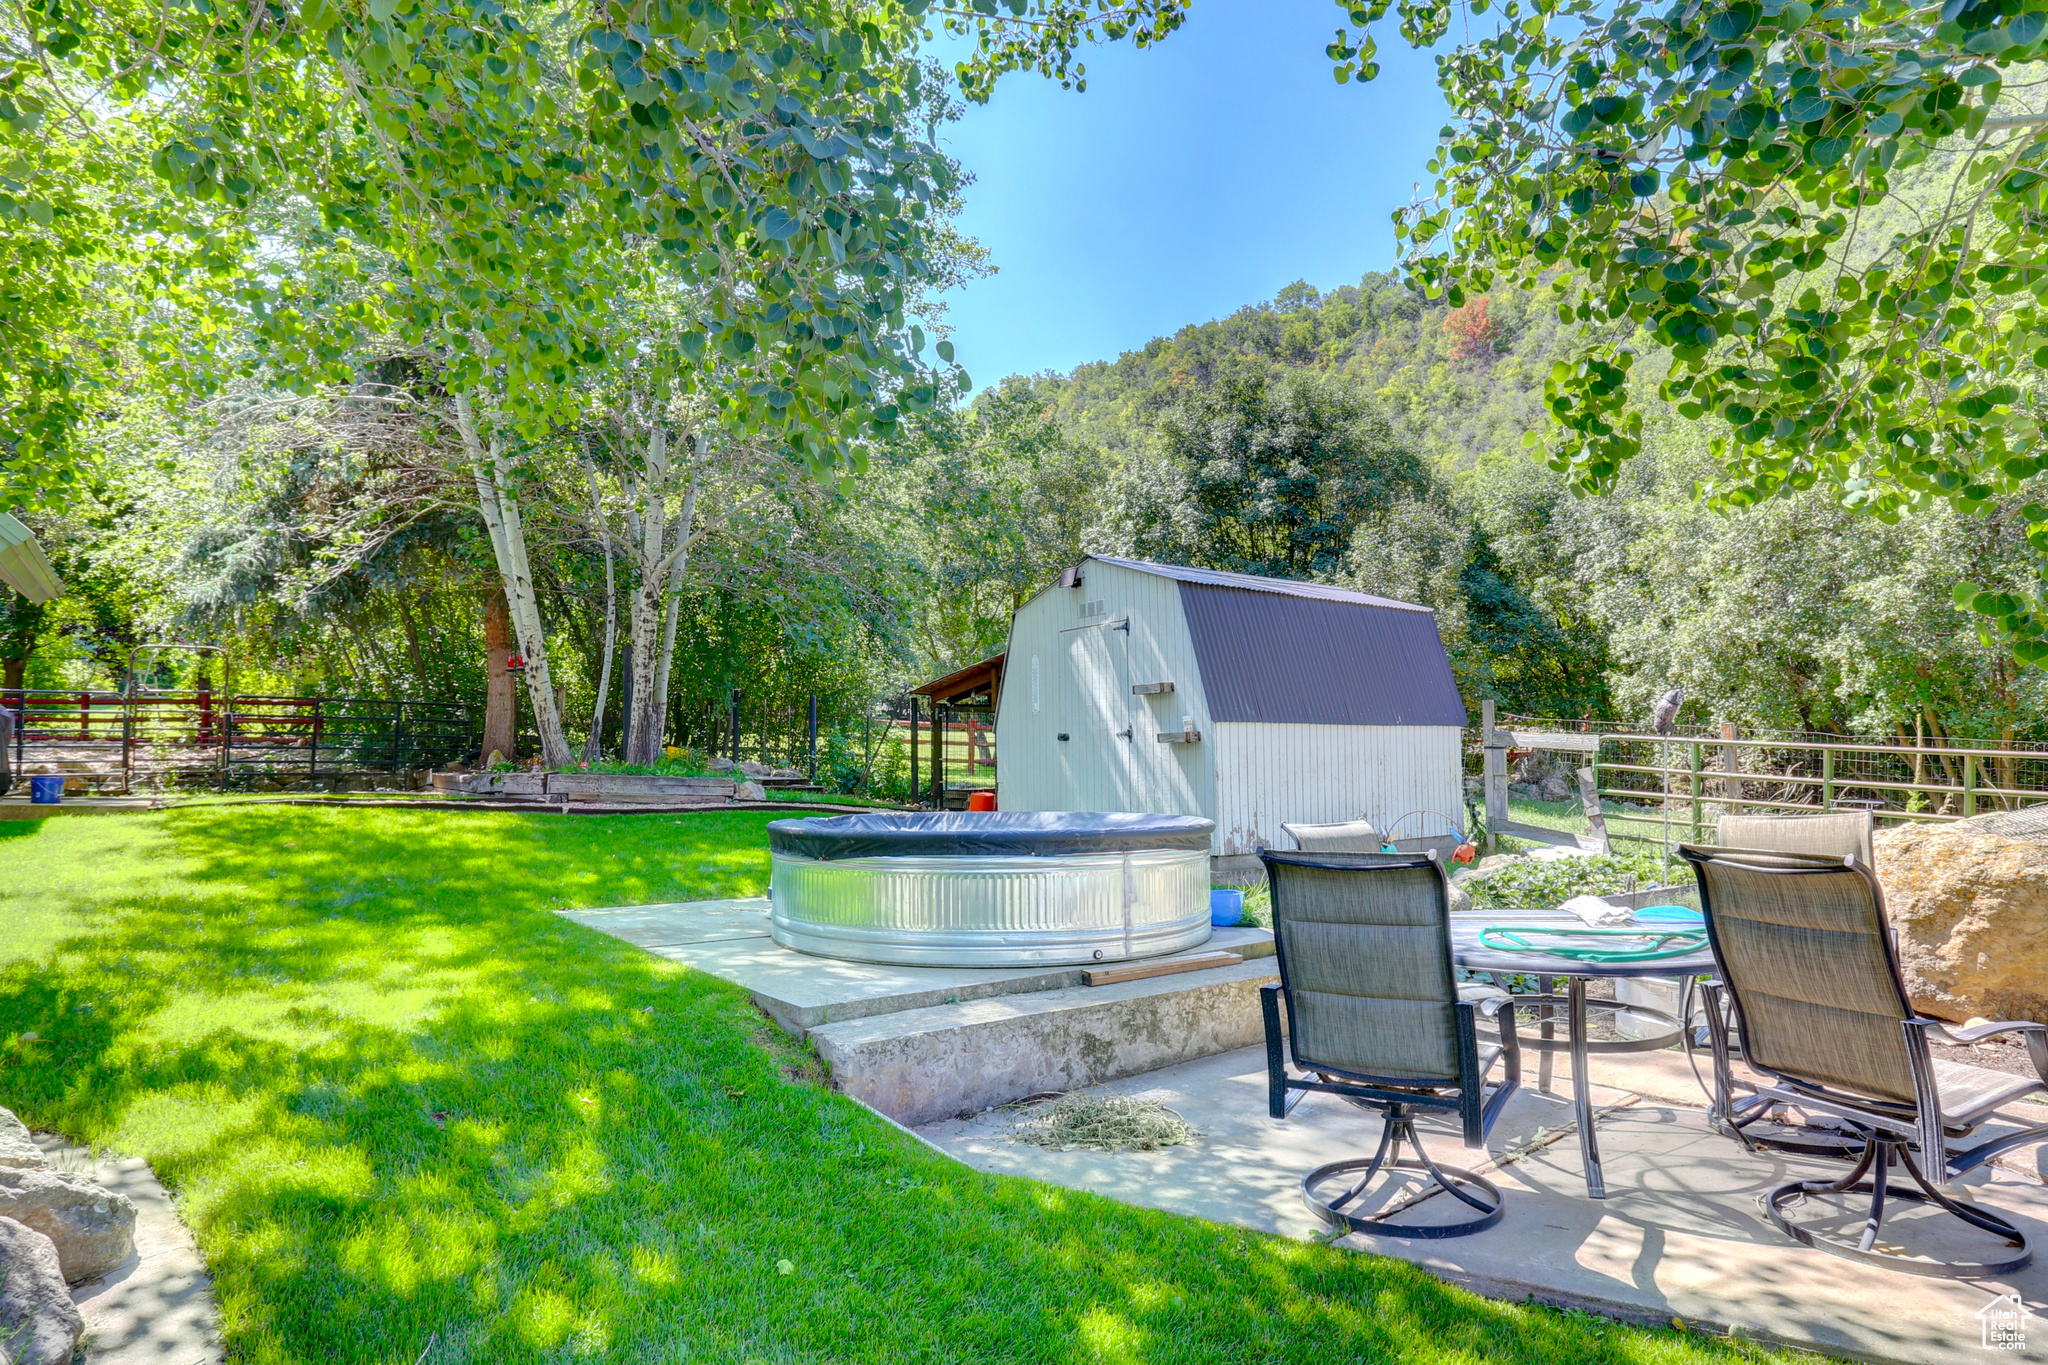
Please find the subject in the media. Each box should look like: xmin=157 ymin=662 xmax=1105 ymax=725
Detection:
xmin=432 ymin=771 xmax=737 ymax=803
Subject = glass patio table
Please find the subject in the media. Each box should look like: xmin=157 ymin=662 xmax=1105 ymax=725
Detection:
xmin=1449 ymin=909 xmax=1717 ymax=1199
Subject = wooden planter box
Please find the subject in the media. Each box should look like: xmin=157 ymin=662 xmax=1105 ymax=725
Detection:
xmin=431 ymin=771 xmax=737 ymax=802
xmin=544 ymin=773 xmax=736 ymax=802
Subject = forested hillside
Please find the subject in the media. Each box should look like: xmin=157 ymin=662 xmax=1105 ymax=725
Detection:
xmin=945 ymin=268 xmax=2048 ymax=745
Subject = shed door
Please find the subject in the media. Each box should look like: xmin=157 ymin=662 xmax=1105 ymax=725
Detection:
xmin=1060 ymin=618 xmax=1138 ymax=813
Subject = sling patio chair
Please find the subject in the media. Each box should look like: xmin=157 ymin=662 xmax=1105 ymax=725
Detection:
xmin=1685 ymin=809 xmax=1880 ymax=1146
xmin=1718 ymin=808 xmax=1876 ymax=866
xmin=1257 ymin=849 xmax=1520 ymax=1239
xmin=1281 ymin=817 xmax=1382 ymax=853
xmin=1679 ymin=843 xmax=2048 ymax=1277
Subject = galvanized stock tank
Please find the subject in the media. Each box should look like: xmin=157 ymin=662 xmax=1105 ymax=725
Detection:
xmin=766 ymin=811 xmax=1214 ymax=967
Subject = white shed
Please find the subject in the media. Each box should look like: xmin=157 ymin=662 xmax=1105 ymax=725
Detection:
xmin=994 ymin=556 xmax=1469 ymax=860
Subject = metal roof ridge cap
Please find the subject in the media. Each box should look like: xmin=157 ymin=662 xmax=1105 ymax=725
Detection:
xmin=1091 ymin=554 xmax=1435 ymax=613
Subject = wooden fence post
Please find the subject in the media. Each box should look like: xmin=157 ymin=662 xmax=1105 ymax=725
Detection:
xmin=1964 ymin=754 xmax=1979 ymax=818
xmin=908 ymin=695 xmax=919 ymax=804
xmin=1822 ymin=746 xmax=1835 ymax=810
xmin=1720 ymin=722 xmax=1742 ymax=818
xmin=1576 ymin=767 xmax=1611 ymax=855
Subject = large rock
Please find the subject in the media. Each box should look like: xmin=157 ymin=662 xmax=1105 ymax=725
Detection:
xmin=0 ymin=1215 xmax=84 ymax=1364
xmin=0 ymin=1107 xmax=48 ymax=1171
xmin=1876 ymin=817 xmax=2048 ymax=1024
xmin=734 ymin=780 xmax=767 ymax=802
xmin=0 ymin=1167 xmax=137 ymax=1284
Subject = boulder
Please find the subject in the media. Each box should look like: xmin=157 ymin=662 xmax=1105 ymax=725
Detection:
xmin=0 ymin=1216 xmax=83 ymax=1365
xmin=0 ymin=1167 xmax=136 ymax=1283
xmin=0 ymin=1108 xmax=48 ymax=1172
xmin=1876 ymin=817 xmax=2048 ymax=1024
xmin=737 ymin=760 xmax=772 ymax=777
xmin=771 ymin=767 xmax=803 ymax=779
xmin=1539 ymin=775 xmax=1574 ymax=803
xmin=709 ymin=756 xmax=735 ymax=773
xmin=734 ymin=780 xmax=767 ymax=802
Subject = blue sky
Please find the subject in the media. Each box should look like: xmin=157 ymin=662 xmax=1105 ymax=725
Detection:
xmin=930 ymin=1 xmax=1454 ymax=387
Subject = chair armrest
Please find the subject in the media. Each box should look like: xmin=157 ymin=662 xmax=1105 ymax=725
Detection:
xmin=1906 ymin=1017 xmax=2048 ymax=1082
xmin=1948 ymin=1019 xmax=2044 ymax=1045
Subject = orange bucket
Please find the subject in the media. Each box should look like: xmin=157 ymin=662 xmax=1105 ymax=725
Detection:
xmin=966 ymin=790 xmax=997 ymax=812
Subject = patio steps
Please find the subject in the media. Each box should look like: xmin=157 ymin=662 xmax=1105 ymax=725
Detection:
xmin=807 ymin=950 xmax=1278 ymax=1126
xmin=554 ymin=897 xmax=1280 ymax=1128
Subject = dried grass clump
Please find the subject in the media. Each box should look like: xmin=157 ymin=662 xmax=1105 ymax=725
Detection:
xmin=1007 ymin=1094 xmax=1201 ymax=1153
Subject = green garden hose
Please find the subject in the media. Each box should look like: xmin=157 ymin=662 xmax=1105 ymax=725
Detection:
xmin=1475 ymin=925 xmax=1710 ymax=963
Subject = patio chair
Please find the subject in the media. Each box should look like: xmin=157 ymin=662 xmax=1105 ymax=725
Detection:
xmin=1691 ymin=809 xmax=1879 ymax=1140
xmin=1281 ymin=818 xmax=1381 ymax=853
xmin=1679 ymin=844 xmax=2048 ymax=1277
xmin=1718 ymin=809 xmax=1875 ymax=866
xmin=1258 ymin=849 xmax=1521 ymax=1239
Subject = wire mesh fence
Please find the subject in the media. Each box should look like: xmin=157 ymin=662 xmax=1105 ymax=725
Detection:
xmin=1497 ymin=713 xmax=2048 ymax=853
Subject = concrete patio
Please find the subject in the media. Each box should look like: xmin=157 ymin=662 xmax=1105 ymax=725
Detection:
xmin=917 ymin=1045 xmax=2048 ymax=1365
xmin=560 ymin=897 xmax=2048 ymax=1363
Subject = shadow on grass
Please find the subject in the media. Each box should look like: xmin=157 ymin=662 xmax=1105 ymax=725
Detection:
xmin=1 ymin=807 xmax=1761 ymax=1364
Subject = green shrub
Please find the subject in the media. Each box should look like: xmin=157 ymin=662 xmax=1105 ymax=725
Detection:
xmin=580 ymin=750 xmax=715 ymax=777
xmin=1463 ymin=850 xmax=1679 ymax=911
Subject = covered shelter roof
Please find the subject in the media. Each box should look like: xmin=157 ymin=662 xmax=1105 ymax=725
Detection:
xmin=913 ymin=652 xmax=1004 ymax=709
xmin=0 ymin=513 xmax=63 ymax=604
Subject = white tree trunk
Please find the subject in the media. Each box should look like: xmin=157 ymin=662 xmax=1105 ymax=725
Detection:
xmin=583 ymin=460 xmax=619 ymax=763
xmin=622 ymin=425 xmax=670 ymax=764
xmin=455 ymin=392 xmax=573 ymax=770
xmin=653 ymin=472 xmax=698 ymax=709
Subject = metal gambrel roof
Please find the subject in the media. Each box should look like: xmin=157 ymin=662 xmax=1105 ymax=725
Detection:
xmin=0 ymin=513 xmax=63 ymax=604
xmin=1070 ymin=556 xmax=1466 ymax=728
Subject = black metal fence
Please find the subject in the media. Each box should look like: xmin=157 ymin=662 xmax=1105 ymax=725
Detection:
xmin=2 ymin=688 xmax=475 ymax=794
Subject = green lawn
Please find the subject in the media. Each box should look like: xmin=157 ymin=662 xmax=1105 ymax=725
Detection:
xmin=0 ymin=808 xmax=1775 ymax=1364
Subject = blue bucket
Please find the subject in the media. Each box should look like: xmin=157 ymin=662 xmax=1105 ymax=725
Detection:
xmin=1210 ymin=887 xmax=1244 ymax=927
xmin=29 ymin=775 xmax=64 ymax=805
